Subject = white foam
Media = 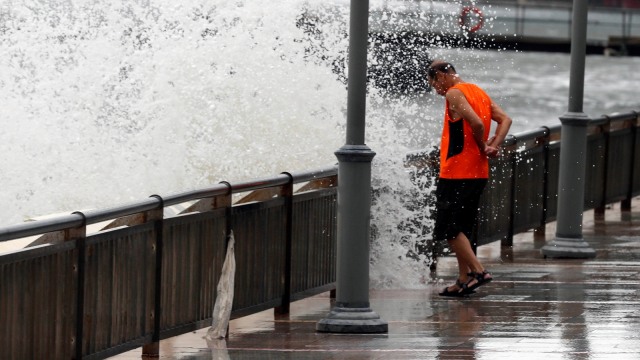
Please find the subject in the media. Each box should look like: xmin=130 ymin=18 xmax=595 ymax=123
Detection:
xmin=1 ymin=1 xmax=639 ymax=288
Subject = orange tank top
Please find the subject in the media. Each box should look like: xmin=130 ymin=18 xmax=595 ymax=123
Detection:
xmin=439 ymin=83 xmax=492 ymax=179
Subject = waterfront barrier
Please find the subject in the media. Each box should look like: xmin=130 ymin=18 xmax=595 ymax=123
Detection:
xmin=0 ymin=168 xmax=337 ymax=359
xmin=407 ymin=110 xmax=639 ymax=252
xmin=1 ymin=109 xmax=638 ymax=358
xmin=479 ymin=110 xmax=639 ymax=247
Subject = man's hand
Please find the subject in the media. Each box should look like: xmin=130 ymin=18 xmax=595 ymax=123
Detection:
xmin=484 ymin=145 xmax=500 ymax=158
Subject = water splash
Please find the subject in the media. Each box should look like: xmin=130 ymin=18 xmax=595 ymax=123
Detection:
xmin=4 ymin=1 xmax=637 ymax=288
xmin=0 ymin=0 xmax=347 ymax=221
xmin=0 ymin=0 xmax=439 ymax=288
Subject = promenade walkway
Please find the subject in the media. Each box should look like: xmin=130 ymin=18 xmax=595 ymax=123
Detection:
xmin=114 ymin=198 xmax=640 ymax=359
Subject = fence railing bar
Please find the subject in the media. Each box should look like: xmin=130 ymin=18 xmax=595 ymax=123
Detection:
xmin=0 ymin=169 xmax=340 ymax=244
xmin=162 ymin=185 xmax=230 ymax=207
xmin=229 ymin=174 xmax=291 ymax=194
xmin=80 ymin=197 xmax=161 ymax=225
xmin=501 ymin=134 xmax=518 ymax=147
xmin=590 ymin=115 xmax=609 ymax=127
xmin=546 ymin=124 xmax=562 ymax=136
xmin=510 ymin=127 xmax=549 ymax=143
xmin=598 ymin=111 xmax=638 ymax=123
xmin=289 ymin=166 xmax=338 ymax=183
xmin=0 ymin=214 xmax=84 ymax=242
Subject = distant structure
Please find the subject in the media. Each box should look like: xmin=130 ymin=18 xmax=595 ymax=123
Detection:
xmin=367 ymin=0 xmax=640 ymax=56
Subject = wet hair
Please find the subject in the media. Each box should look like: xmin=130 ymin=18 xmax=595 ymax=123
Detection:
xmin=427 ymin=62 xmax=456 ymax=80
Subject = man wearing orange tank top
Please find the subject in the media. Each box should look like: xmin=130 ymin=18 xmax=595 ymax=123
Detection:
xmin=427 ymin=61 xmax=512 ymax=297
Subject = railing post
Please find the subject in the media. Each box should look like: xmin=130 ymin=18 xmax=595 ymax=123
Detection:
xmin=218 ymin=181 xmax=233 ymax=235
xmin=142 ymin=196 xmax=164 ymax=358
xmin=622 ymin=112 xmax=638 ymax=213
xmin=71 ymin=212 xmax=87 ymax=360
xmin=595 ymin=118 xmax=610 ymax=218
xmin=275 ymin=172 xmax=293 ymax=316
xmin=534 ymin=127 xmax=551 ymax=239
xmin=503 ymin=140 xmax=517 ymax=248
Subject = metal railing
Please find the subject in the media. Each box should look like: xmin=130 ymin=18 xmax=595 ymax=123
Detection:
xmin=0 ymin=167 xmax=337 ymax=360
xmin=476 ymin=110 xmax=640 ymax=247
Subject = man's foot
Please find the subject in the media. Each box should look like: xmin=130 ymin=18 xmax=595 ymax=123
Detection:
xmin=438 ymin=279 xmax=468 ymax=297
xmin=462 ymin=270 xmax=493 ymax=294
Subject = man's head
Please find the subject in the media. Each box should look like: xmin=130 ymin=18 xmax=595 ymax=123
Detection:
xmin=427 ymin=61 xmax=458 ymax=96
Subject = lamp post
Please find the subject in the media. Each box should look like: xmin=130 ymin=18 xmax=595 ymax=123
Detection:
xmin=541 ymin=0 xmax=596 ymax=259
xmin=316 ymin=0 xmax=388 ymax=333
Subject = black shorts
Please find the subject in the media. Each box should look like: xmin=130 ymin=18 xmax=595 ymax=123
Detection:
xmin=433 ymin=178 xmax=487 ymax=242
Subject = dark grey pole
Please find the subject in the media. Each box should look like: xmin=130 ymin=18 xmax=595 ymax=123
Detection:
xmin=541 ymin=0 xmax=595 ymax=258
xmin=316 ymin=0 xmax=387 ymax=333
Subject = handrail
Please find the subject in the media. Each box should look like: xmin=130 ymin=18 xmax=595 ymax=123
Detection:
xmin=508 ymin=128 xmax=548 ymax=144
xmin=0 ymin=166 xmax=338 ymax=243
xmin=499 ymin=111 xmax=638 ymax=150
xmin=162 ymin=183 xmax=230 ymax=206
xmin=502 ymin=134 xmax=518 ymax=147
xmin=0 ymin=214 xmax=85 ymax=242
xmin=599 ymin=110 xmax=638 ymax=123
xmin=289 ymin=165 xmax=337 ymax=183
xmin=229 ymin=174 xmax=292 ymax=193
xmin=80 ymin=197 xmax=161 ymax=225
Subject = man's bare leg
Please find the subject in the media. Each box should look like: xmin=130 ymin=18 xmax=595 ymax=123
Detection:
xmin=449 ymin=232 xmax=484 ymax=274
xmin=448 ymin=232 xmax=492 ymax=290
xmin=442 ymin=232 xmax=476 ymax=293
xmin=441 ymin=232 xmax=492 ymax=295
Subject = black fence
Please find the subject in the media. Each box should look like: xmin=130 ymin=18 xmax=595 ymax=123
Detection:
xmin=0 ymin=168 xmax=337 ymax=359
xmin=476 ymin=110 xmax=639 ymax=247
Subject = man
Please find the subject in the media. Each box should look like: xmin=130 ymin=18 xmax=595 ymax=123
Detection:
xmin=427 ymin=60 xmax=512 ymax=297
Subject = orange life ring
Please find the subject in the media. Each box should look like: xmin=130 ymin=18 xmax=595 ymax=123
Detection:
xmin=459 ymin=6 xmax=484 ymax=33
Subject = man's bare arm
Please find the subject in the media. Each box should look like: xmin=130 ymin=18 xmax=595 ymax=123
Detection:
xmin=487 ymin=101 xmax=512 ymax=148
xmin=446 ymin=89 xmax=486 ymax=153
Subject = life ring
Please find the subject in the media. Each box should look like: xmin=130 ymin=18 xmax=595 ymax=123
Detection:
xmin=459 ymin=6 xmax=484 ymax=33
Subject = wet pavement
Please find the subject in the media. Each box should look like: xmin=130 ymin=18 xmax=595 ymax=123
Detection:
xmin=113 ymin=200 xmax=640 ymax=359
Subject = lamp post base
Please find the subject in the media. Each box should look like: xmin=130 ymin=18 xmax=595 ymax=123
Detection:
xmin=316 ymin=305 xmax=388 ymax=333
xmin=541 ymin=237 xmax=596 ymax=259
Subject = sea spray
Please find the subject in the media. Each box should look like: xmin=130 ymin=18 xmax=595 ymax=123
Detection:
xmin=0 ymin=0 xmax=443 ymax=288
xmin=0 ymin=0 xmax=346 ymax=223
xmin=2 ymin=1 xmax=603 ymax=288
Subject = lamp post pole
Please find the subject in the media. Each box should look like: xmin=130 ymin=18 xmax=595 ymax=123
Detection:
xmin=316 ymin=0 xmax=388 ymax=333
xmin=541 ymin=0 xmax=596 ymax=258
